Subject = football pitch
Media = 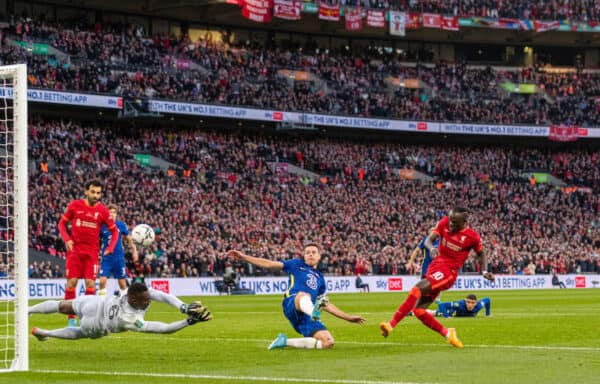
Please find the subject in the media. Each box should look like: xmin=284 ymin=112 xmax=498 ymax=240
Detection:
xmin=3 ymin=289 xmax=599 ymax=384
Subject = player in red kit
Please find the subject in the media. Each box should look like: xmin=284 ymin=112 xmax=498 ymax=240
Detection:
xmin=379 ymin=207 xmax=494 ymax=348
xmin=58 ymin=179 xmax=119 ymax=326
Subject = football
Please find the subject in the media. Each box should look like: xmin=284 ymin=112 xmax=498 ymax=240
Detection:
xmin=131 ymin=224 xmax=155 ymax=247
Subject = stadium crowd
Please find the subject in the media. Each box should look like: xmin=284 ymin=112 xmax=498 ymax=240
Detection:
xmin=25 ymin=119 xmax=600 ymax=280
xmin=389 ymin=0 xmax=600 ymax=22
xmin=3 ymin=17 xmax=600 ymax=126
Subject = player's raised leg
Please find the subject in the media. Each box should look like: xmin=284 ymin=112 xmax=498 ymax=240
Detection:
xmin=380 ymin=278 xmax=430 ymax=336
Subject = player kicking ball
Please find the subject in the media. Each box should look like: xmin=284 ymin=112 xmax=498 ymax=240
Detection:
xmin=29 ymin=282 xmax=211 ymax=340
xmin=379 ymin=207 xmax=494 ymax=348
xmin=227 ymin=244 xmax=365 ymax=350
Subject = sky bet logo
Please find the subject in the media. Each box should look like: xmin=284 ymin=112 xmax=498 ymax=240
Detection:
xmin=409 ymin=122 xmax=428 ymax=131
xmin=264 ymin=111 xmax=283 ymax=121
xmin=387 ymin=278 xmax=403 ymax=291
xmin=108 ymin=98 xmax=123 ymax=108
xmin=151 ymin=280 xmax=170 ymax=293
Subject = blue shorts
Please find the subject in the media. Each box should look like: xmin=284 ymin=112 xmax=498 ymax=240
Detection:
xmin=99 ymin=254 xmax=126 ymax=279
xmin=282 ymin=295 xmax=327 ymax=337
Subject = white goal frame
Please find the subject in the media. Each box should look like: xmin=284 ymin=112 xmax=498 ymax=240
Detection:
xmin=0 ymin=64 xmax=28 ymax=372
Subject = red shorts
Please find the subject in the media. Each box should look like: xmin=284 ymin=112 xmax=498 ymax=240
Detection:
xmin=66 ymin=250 xmax=99 ymax=280
xmin=425 ymin=262 xmax=458 ymax=299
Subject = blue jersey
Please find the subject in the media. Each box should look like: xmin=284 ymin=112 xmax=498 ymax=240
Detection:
xmin=436 ymin=297 xmax=491 ymax=318
xmin=417 ymin=236 xmax=439 ymax=277
xmin=282 ymin=258 xmax=326 ymax=302
xmin=281 ymin=258 xmax=327 ymax=337
xmin=100 ymin=220 xmax=129 ymax=257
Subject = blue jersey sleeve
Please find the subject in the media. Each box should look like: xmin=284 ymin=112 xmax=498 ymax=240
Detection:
xmin=436 ymin=301 xmax=457 ymax=318
xmin=100 ymin=224 xmax=110 ymax=249
xmin=480 ymin=297 xmax=491 ymax=316
xmin=118 ymin=221 xmax=129 ymax=237
xmin=282 ymin=258 xmax=302 ymax=273
xmin=418 ymin=237 xmax=426 ymax=250
xmin=318 ymin=275 xmax=327 ymax=296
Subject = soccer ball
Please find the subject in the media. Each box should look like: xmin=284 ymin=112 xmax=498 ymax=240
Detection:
xmin=131 ymin=224 xmax=155 ymax=247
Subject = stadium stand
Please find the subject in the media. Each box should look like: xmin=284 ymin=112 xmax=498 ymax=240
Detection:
xmin=24 ymin=119 xmax=600 ymax=279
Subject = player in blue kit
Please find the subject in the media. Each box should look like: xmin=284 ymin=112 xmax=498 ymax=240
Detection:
xmin=99 ymin=204 xmax=139 ymax=296
xmin=227 ymin=244 xmax=365 ymax=350
xmin=432 ymin=294 xmax=491 ymax=318
xmin=406 ymin=232 xmax=439 ymax=278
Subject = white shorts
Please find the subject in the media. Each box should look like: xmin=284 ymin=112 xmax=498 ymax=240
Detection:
xmin=72 ymin=295 xmax=107 ymax=339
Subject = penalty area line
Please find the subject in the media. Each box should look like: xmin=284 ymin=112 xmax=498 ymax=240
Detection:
xmin=31 ymin=369 xmax=437 ymax=384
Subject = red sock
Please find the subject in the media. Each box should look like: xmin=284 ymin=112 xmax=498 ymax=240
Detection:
xmin=65 ymin=287 xmax=76 ymax=320
xmin=85 ymin=287 xmax=96 ymax=296
xmin=389 ymin=286 xmax=422 ymax=327
xmin=413 ymin=308 xmax=448 ymax=337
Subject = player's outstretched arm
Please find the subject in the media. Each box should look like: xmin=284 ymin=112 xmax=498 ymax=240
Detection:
xmin=124 ymin=234 xmax=139 ymax=263
xmin=482 ymin=297 xmax=491 ymax=316
xmin=227 ymin=250 xmax=284 ymax=271
xmin=322 ymin=302 xmax=366 ymax=324
xmin=134 ymin=305 xmax=212 ymax=334
xmin=149 ymin=288 xmax=187 ymax=310
xmin=137 ymin=320 xmax=191 ymax=334
xmin=476 ymin=250 xmax=494 ymax=281
xmin=406 ymin=246 xmax=420 ymax=271
xmin=424 ymin=232 xmax=439 ymax=259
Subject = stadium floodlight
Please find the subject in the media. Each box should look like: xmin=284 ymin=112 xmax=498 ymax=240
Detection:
xmin=0 ymin=64 xmax=28 ymax=372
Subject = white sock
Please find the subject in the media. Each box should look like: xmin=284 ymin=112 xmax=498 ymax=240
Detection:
xmin=286 ymin=337 xmax=323 ymax=349
xmin=119 ymin=288 xmax=128 ymax=296
xmin=298 ymin=295 xmax=315 ymax=316
xmin=28 ymin=300 xmax=60 ymax=314
xmin=98 ymin=289 xmax=107 ymax=296
xmin=44 ymin=327 xmax=85 ymax=339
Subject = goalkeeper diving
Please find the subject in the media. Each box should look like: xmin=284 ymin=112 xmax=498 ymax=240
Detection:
xmin=29 ymin=282 xmax=212 ymax=340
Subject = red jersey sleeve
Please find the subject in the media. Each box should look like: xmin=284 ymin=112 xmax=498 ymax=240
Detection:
xmin=58 ymin=201 xmax=75 ymax=243
xmin=432 ymin=216 xmax=449 ymax=236
xmin=471 ymin=231 xmax=483 ymax=252
xmin=101 ymin=206 xmax=119 ymax=254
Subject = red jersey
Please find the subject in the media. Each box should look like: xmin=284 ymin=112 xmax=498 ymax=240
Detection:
xmin=58 ymin=199 xmax=118 ymax=254
xmin=432 ymin=216 xmax=483 ymax=271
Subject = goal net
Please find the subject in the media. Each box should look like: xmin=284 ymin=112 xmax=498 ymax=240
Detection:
xmin=0 ymin=64 xmax=28 ymax=372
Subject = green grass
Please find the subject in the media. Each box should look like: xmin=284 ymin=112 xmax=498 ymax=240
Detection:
xmin=2 ymin=289 xmax=599 ymax=384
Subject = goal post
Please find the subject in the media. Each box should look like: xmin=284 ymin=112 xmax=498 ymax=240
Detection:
xmin=0 ymin=64 xmax=28 ymax=372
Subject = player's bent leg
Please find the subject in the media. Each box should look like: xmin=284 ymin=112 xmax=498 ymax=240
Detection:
xmin=58 ymin=300 xmax=76 ymax=315
xmin=294 ymin=292 xmax=317 ymax=319
xmin=383 ymin=279 xmax=431 ymax=332
xmin=313 ymin=329 xmax=334 ymax=349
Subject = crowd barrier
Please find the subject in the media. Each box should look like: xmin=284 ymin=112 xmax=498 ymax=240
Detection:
xmin=1 ymin=274 xmax=598 ymax=299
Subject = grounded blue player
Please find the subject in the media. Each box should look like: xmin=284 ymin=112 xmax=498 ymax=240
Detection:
xmin=431 ymin=294 xmax=491 ymax=318
xmin=99 ymin=204 xmax=139 ymax=296
xmin=227 ymin=244 xmax=365 ymax=350
xmin=406 ymin=232 xmax=439 ymax=278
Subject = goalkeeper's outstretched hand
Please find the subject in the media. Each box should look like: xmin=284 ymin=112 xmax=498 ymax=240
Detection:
xmin=184 ymin=301 xmax=213 ymax=325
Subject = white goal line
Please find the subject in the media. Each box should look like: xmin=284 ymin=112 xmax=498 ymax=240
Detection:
xmin=32 ymin=369 xmax=435 ymax=384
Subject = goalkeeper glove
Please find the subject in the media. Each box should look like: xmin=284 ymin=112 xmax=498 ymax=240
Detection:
xmin=186 ymin=305 xmax=212 ymax=325
xmin=182 ymin=301 xmax=212 ymax=324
